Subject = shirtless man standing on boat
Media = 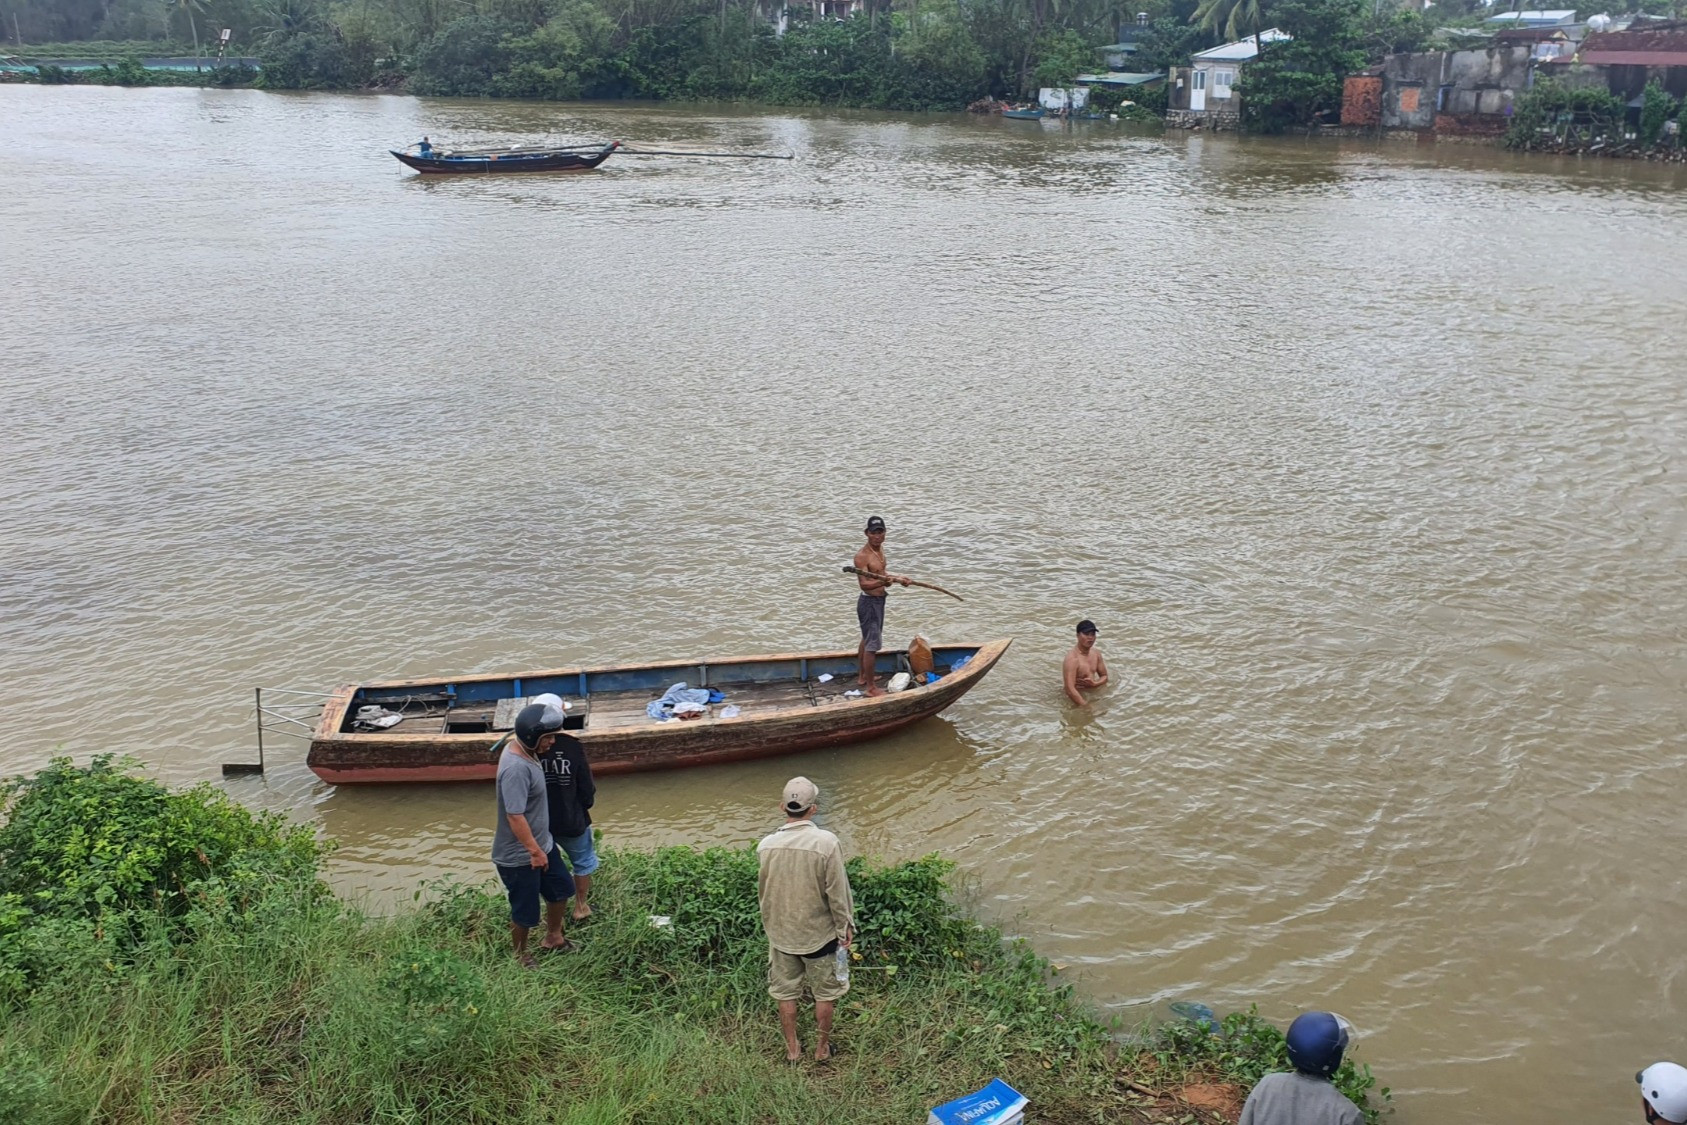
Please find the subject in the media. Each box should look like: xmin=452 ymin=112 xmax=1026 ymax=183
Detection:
xmin=854 ymin=516 xmax=910 ymax=697
xmin=1063 ymin=619 xmax=1108 ymax=707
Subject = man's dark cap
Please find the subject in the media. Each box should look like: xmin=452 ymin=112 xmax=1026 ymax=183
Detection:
xmin=865 ymin=516 xmax=886 ymax=533
xmin=1077 ymin=619 xmax=1098 ymax=635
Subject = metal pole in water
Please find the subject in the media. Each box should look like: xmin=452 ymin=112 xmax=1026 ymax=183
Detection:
xmin=223 ymin=687 xmax=266 ymax=775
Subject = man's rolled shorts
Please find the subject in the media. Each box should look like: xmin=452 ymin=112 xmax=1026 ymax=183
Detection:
xmin=856 ymin=593 xmax=886 ymax=654
xmin=494 ymin=843 xmax=575 ymax=929
xmin=767 ymin=943 xmax=850 ymax=1002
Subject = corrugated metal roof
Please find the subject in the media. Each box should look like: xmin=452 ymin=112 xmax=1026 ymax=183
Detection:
xmin=1192 ymin=28 xmax=1290 ymax=61
xmin=1581 ymin=49 xmax=1687 ymax=63
xmin=1579 ymin=27 xmax=1687 ymax=52
xmin=1484 ymin=9 xmax=1576 ymax=21
xmin=1075 ymin=71 xmax=1166 ymax=84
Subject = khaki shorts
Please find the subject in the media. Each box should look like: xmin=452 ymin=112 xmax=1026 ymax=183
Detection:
xmin=767 ymin=944 xmax=850 ymax=1002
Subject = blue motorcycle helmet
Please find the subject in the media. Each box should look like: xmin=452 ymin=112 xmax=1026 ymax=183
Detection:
xmin=1285 ymin=1011 xmax=1351 ymax=1078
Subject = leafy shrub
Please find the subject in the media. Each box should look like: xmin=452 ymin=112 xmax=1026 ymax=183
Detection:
xmin=498 ymin=6 xmax=626 ymax=100
xmin=1088 ymin=80 xmax=1168 ymax=117
xmin=0 ymin=1050 xmax=61 ymax=1124
xmin=258 ymin=33 xmax=371 ymax=89
xmin=1236 ymin=0 xmax=1367 ymax=132
xmin=753 ymin=14 xmax=898 ymax=107
xmin=379 ymin=947 xmax=490 ymax=1055
xmin=109 ymin=54 xmax=150 ymax=85
xmin=1639 ymin=79 xmax=1678 ymax=148
xmin=411 ymin=15 xmax=522 ymax=96
xmin=1503 ymin=80 xmax=1626 ymax=149
xmin=0 ymin=756 xmax=324 ymax=927
xmin=1031 ymin=28 xmax=1092 ymax=88
xmin=894 ymin=10 xmax=990 ymax=109
xmin=208 ymin=62 xmax=259 ymax=86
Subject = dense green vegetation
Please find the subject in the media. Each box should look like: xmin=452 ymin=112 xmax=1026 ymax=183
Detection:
xmin=3 ymin=0 xmax=1418 ymax=117
xmin=0 ymin=756 xmax=1391 ymax=1123
xmin=1504 ymin=78 xmax=1684 ymax=152
xmin=1233 ymin=0 xmax=1366 ymax=132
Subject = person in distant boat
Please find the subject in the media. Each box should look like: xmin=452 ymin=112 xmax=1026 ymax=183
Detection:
xmin=853 ymin=515 xmax=910 ymax=697
xmin=1638 ymin=1062 xmax=1687 ymax=1125
xmin=1237 ymin=1011 xmax=1362 ymax=1125
xmin=417 ymin=136 xmax=433 ymax=157
xmin=1062 ymin=619 xmax=1108 ymax=707
xmin=531 ymin=693 xmax=599 ymax=922
xmin=491 ymin=703 xmax=576 ymax=968
xmin=756 ymin=777 xmax=854 ymax=1064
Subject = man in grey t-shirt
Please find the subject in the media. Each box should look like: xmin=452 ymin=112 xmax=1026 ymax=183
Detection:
xmin=492 ymin=703 xmax=576 ymax=967
xmin=1237 ymin=1011 xmax=1363 ymax=1125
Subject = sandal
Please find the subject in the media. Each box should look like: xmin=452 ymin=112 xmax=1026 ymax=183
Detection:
xmin=516 ymin=952 xmax=540 ymax=970
xmin=538 ymin=938 xmax=577 ymax=955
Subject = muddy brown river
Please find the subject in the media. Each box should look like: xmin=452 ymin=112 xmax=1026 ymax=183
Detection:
xmin=4 ymin=83 xmax=1686 ymax=1124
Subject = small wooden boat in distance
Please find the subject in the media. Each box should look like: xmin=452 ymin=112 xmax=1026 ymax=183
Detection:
xmin=392 ymin=140 xmax=619 ymax=175
xmin=306 ymin=639 xmax=1011 ymax=784
xmin=1001 ymin=107 xmax=1045 ymax=119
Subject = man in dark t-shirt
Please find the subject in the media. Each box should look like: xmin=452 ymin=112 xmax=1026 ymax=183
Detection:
xmin=533 ymin=693 xmax=599 ymax=921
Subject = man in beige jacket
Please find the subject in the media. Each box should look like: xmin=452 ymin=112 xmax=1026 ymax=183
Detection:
xmin=756 ymin=776 xmax=855 ymax=1063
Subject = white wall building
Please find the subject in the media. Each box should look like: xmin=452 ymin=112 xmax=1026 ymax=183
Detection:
xmin=1186 ymin=27 xmax=1289 ymax=113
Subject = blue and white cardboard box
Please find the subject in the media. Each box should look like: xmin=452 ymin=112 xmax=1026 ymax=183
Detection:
xmin=927 ymin=1078 xmax=1027 ymax=1125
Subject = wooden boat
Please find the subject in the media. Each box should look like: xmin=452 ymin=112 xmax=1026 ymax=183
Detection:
xmin=1001 ymin=107 xmax=1045 ymax=119
xmin=306 ymin=639 xmax=1011 ymax=784
xmin=391 ymin=141 xmax=619 ymax=175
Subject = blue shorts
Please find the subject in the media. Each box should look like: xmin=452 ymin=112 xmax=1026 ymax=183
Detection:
xmin=558 ymin=829 xmax=600 ymax=876
xmin=494 ymin=843 xmax=575 ymax=928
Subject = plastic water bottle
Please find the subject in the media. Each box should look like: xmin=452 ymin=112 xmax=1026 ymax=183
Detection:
xmin=835 ymin=946 xmax=850 ymax=985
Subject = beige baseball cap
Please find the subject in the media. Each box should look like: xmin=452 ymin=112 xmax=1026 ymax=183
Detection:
xmin=782 ymin=776 xmax=819 ymax=814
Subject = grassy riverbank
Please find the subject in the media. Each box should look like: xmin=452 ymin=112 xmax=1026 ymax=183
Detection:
xmin=0 ymin=758 xmax=1387 ymax=1123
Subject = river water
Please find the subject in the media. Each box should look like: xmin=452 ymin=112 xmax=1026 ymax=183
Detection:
xmin=5 ymin=84 xmax=1686 ymax=1123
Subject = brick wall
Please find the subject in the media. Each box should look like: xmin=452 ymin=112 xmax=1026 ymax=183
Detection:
xmin=1341 ymin=76 xmax=1383 ymax=126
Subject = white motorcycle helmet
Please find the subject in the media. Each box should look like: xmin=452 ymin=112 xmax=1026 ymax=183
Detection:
xmin=1639 ymin=1062 xmax=1687 ymax=1124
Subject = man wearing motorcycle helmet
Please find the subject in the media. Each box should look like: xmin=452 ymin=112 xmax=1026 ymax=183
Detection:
xmin=1638 ymin=1062 xmax=1687 ymax=1124
xmin=491 ymin=702 xmax=577 ymax=967
xmin=1237 ymin=1011 xmax=1362 ymax=1125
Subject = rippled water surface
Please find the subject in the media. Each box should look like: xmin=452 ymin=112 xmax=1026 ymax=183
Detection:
xmin=5 ymin=85 xmax=1687 ymax=1124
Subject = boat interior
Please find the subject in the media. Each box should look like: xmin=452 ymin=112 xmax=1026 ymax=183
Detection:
xmin=338 ymin=646 xmax=982 ymax=736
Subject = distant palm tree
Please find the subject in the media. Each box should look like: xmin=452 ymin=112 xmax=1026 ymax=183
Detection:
xmin=1193 ymin=0 xmax=1263 ymax=40
xmin=253 ymin=0 xmax=329 ymax=47
xmin=173 ymin=0 xmax=206 ymax=68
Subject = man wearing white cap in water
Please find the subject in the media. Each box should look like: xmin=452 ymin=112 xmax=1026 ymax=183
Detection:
xmin=1639 ymin=1062 xmax=1687 ymax=1124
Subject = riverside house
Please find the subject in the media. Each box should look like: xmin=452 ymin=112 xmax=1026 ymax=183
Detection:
xmin=1167 ymin=29 xmax=1291 ymax=129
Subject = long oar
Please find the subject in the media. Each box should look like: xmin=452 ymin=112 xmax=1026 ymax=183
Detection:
xmin=842 ymin=566 xmax=963 ymax=602
xmin=615 ymin=146 xmax=794 ymax=160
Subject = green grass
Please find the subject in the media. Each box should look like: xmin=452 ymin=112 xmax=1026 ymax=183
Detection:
xmin=0 ymin=759 xmax=1389 ymax=1124
xmin=4 ymin=40 xmax=198 ymax=60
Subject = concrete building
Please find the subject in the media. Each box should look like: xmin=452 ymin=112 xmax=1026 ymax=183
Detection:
xmin=1377 ymin=45 xmax=1534 ymax=134
xmin=1166 ymin=28 xmax=1290 ymax=129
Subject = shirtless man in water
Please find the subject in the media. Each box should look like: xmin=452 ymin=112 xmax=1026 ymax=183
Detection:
xmin=1063 ymin=619 xmax=1108 ymax=707
xmin=854 ymin=515 xmax=910 ymax=697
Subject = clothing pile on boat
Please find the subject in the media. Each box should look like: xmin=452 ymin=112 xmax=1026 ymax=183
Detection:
xmin=647 ymin=683 xmax=727 ymax=721
xmin=352 ymin=705 xmax=404 ymax=731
